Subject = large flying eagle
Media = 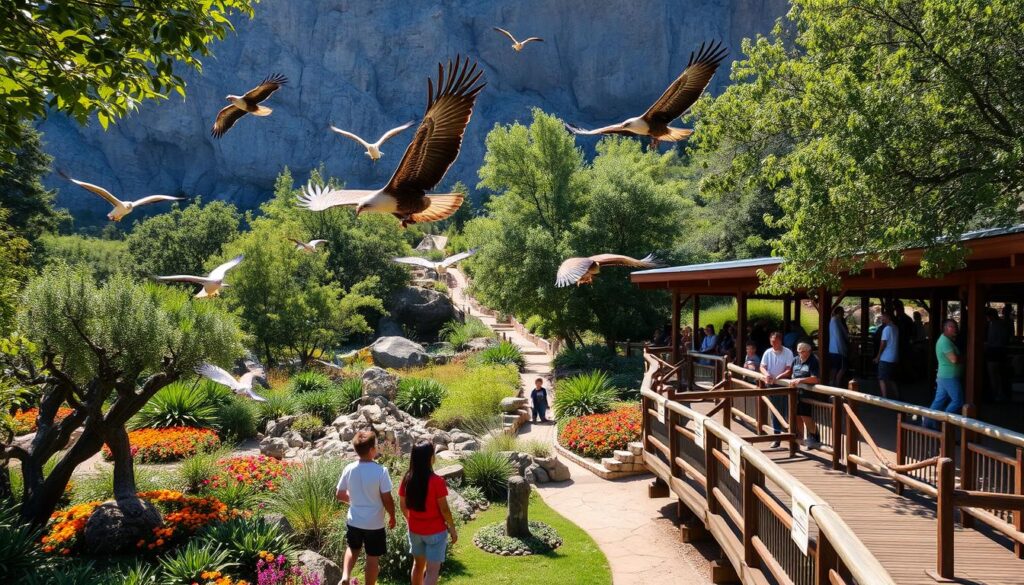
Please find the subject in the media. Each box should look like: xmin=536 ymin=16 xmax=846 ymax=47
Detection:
xmin=392 ymin=249 xmax=478 ymax=276
xmin=297 ymin=56 xmax=485 ymax=227
xmin=211 ymin=74 xmax=288 ymax=138
xmin=153 ymin=255 xmax=243 ymax=298
xmin=60 ymin=173 xmax=184 ymax=222
xmin=555 ymin=253 xmax=662 ymax=287
xmin=493 ymin=27 xmax=544 ymax=52
xmin=329 ymin=121 xmax=415 ymax=162
xmin=196 ymin=363 xmax=267 ymax=402
xmin=564 ymin=40 xmax=727 ymax=148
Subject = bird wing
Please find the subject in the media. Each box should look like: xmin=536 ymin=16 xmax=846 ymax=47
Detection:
xmin=383 ymin=56 xmax=485 ymax=201
xmin=208 ymin=254 xmax=244 ymax=281
xmin=440 ymin=248 xmax=478 ymax=268
xmin=376 ymin=121 xmax=415 ymax=145
xmin=329 ymin=126 xmax=372 ymax=149
xmin=409 ymin=194 xmax=464 ymax=224
xmin=211 ymin=105 xmax=247 ymax=138
xmin=555 ymin=257 xmax=595 ymax=288
xmin=589 ymin=253 xmax=662 ymax=268
xmin=287 ymin=237 xmax=306 ymax=248
xmin=563 ymin=122 xmax=632 ymax=136
xmin=521 ymin=37 xmax=544 ymax=45
xmin=196 ymin=363 xmax=240 ymax=389
xmin=392 ymin=256 xmax=437 ymax=269
xmin=641 ymin=40 xmax=728 ymax=127
xmin=238 ymin=388 xmax=267 ymax=402
xmin=242 ymin=73 xmax=288 ymax=103
xmin=153 ymin=275 xmax=208 ymax=285
xmin=237 ymin=367 xmax=265 ymax=390
xmin=62 ymin=175 xmax=123 ymax=208
xmin=130 ymin=195 xmax=186 ymax=207
xmin=308 ymin=239 xmax=328 ymax=248
xmin=296 ymin=183 xmax=375 ymax=211
xmin=493 ymin=27 xmax=518 ymax=43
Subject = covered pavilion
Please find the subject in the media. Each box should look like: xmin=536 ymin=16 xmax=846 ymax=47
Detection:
xmin=630 ymin=224 xmax=1024 ymax=427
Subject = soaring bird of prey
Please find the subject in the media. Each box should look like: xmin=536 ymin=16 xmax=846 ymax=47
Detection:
xmin=196 ymin=363 xmax=267 ymax=402
xmin=329 ymin=121 xmax=415 ymax=162
xmin=60 ymin=173 xmax=184 ymax=222
xmin=392 ymin=248 xmax=478 ymax=276
xmin=153 ymin=255 xmax=244 ymax=298
xmin=211 ymin=73 xmax=288 ymax=138
xmin=564 ymin=40 xmax=728 ymax=148
xmin=296 ymin=56 xmax=485 ymax=227
xmin=289 ymin=238 xmax=328 ymax=253
xmin=493 ymin=27 xmax=544 ymax=52
xmin=555 ymin=253 xmax=662 ymax=287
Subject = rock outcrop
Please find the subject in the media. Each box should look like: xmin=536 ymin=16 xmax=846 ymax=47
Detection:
xmin=371 ymin=336 xmax=430 ymax=369
xmin=388 ymin=287 xmax=461 ymax=339
xmin=361 ymin=366 xmax=398 ymax=401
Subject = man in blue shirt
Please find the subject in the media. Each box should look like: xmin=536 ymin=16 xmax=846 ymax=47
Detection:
xmin=873 ymin=311 xmax=899 ymax=399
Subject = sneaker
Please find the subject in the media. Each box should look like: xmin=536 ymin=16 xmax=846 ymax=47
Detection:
xmin=805 ymin=436 xmax=821 ymax=450
xmin=769 ymin=440 xmax=781 ymax=449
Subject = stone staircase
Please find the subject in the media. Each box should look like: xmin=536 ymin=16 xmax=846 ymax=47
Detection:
xmin=600 ymin=442 xmax=647 ymax=474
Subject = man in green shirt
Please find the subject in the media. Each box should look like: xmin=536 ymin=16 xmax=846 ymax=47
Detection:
xmin=925 ymin=319 xmax=963 ymax=429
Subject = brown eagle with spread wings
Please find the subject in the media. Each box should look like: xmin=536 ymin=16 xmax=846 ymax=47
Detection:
xmin=565 ymin=40 xmax=727 ymax=148
xmin=211 ymin=74 xmax=288 ymax=138
xmin=556 ymin=253 xmax=662 ymax=287
xmin=297 ymin=56 xmax=485 ymax=227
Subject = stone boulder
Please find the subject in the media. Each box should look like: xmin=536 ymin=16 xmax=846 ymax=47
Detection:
xmin=500 ymin=397 xmax=528 ymax=414
xmin=389 ymin=286 xmax=461 ymax=338
xmin=371 ymin=336 xmax=429 ymax=369
xmin=447 ymin=490 xmax=476 ymax=521
xmin=466 ymin=337 xmax=499 ymax=351
xmin=83 ymin=498 xmax=162 ymax=555
xmin=262 ymin=513 xmax=294 ymax=536
xmin=260 ymin=436 xmax=290 ymax=459
xmin=297 ymin=550 xmax=343 ymax=585
xmin=361 ymin=366 xmax=398 ymax=401
xmin=265 ymin=415 xmax=297 ymax=438
xmin=435 ymin=464 xmax=464 ymax=483
xmin=376 ymin=316 xmax=405 ymax=338
xmin=535 ymin=456 xmax=571 ymax=482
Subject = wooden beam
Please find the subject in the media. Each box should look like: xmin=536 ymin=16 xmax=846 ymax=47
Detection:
xmin=693 ymin=295 xmax=701 ymax=352
xmin=672 ymin=289 xmax=681 ymax=363
xmin=860 ymin=296 xmax=871 ymax=376
xmin=965 ymin=278 xmax=985 ymax=408
xmin=819 ymin=287 xmax=831 ymax=383
xmin=737 ymin=291 xmax=748 ymax=367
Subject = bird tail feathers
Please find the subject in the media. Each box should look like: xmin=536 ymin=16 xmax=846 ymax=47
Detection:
xmin=409 ymin=194 xmax=464 ymax=224
xmin=251 ymin=105 xmax=273 ymax=116
xmin=660 ymin=127 xmax=694 ymax=142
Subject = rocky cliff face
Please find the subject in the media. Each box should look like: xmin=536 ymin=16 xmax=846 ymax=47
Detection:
xmin=39 ymin=0 xmax=787 ymax=223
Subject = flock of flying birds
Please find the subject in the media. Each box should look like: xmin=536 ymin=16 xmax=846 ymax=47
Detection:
xmin=56 ymin=29 xmax=728 ymax=399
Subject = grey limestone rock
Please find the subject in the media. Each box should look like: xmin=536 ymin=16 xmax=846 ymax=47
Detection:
xmin=83 ymin=498 xmax=163 ymax=555
xmin=297 ymin=550 xmax=343 ymax=585
xmin=361 ymin=366 xmax=398 ymax=400
xmin=371 ymin=336 xmax=429 ymax=369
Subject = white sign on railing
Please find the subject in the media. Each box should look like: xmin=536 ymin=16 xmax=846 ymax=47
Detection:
xmin=693 ymin=413 xmax=706 ymax=450
xmin=791 ymin=486 xmax=815 ymax=555
xmin=727 ymin=436 xmax=743 ymax=481
xmin=655 ymin=395 xmax=667 ymax=425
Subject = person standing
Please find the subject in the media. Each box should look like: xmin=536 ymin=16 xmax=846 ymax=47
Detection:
xmin=337 ymin=430 xmax=397 ymax=585
xmin=925 ymin=320 xmax=964 ymax=429
xmin=760 ymin=331 xmax=794 ymax=448
xmin=828 ymin=306 xmax=849 ymax=386
xmin=873 ymin=311 xmax=899 ymax=399
xmin=530 ymin=378 xmax=549 ymax=423
xmin=400 ymin=441 xmax=458 ymax=585
xmin=786 ymin=342 xmax=821 ymax=449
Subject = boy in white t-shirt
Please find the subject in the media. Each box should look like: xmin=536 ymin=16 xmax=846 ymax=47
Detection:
xmin=336 ymin=430 xmax=397 ymax=585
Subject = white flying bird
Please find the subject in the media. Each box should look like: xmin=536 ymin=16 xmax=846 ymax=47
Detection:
xmin=289 ymin=238 xmax=328 ymax=253
xmin=392 ymin=249 xmax=477 ymax=276
xmin=196 ymin=363 xmax=267 ymax=401
xmin=296 ymin=56 xmax=485 ymax=227
xmin=60 ymin=173 xmax=184 ymax=222
xmin=556 ymin=253 xmax=662 ymax=287
xmin=153 ymin=255 xmax=244 ymax=298
xmin=493 ymin=27 xmax=544 ymax=52
xmin=329 ymin=122 xmax=414 ymax=162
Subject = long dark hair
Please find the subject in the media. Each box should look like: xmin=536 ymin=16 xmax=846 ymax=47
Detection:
xmin=403 ymin=441 xmax=436 ymax=512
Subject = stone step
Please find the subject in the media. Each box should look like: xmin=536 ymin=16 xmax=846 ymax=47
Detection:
xmin=601 ymin=458 xmax=624 ymax=472
xmin=628 ymin=442 xmax=643 ymax=456
xmin=612 ymin=449 xmax=634 ymax=462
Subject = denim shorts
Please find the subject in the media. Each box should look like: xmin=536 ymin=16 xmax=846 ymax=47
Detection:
xmin=408 ymin=529 xmax=448 ymax=562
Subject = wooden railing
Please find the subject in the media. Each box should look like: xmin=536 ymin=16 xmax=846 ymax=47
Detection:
xmin=727 ymin=363 xmax=1024 ymax=581
xmin=642 ymin=348 xmax=729 ymax=395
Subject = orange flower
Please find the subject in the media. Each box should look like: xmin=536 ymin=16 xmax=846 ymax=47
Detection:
xmin=101 ymin=427 xmax=220 ymax=463
xmin=559 ymin=405 xmax=641 ymax=459
xmin=12 ymin=407 xmax=74 ymax=435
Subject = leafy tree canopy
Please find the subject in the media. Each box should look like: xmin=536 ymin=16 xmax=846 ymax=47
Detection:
xmin=0 ymin=124 xmax=66 ymax=245
xmin=125 ymin=199 xmax=241 ymax=277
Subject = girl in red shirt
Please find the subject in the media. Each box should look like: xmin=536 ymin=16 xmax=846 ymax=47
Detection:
xmin=399 ymin=441 xmax=459 ymax=585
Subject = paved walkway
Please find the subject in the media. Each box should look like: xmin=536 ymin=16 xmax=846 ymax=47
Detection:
xmin=448 ymin=269 xmax=711 ymax=585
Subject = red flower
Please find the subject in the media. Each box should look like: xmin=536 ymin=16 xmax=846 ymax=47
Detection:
xmin=558 ymin=406 xmax=641 ymax=459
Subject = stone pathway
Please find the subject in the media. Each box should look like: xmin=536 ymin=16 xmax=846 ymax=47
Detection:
xmin=448 ymin=269 xmax=711 ymax=585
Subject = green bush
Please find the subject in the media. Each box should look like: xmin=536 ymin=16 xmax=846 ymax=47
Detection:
xmin=0 ymin=503 xmax=50 ymax=579
xmin=297 ymin=389 xmax=343 ymax=422
xmin=291 ymin=413 xmax=324 ymax=439
xmin=179 ymin=448 xmax=230 ymax=493
xmin=553 ymin=344 xmax=616 ymax=371
xmin=267 ymin=458 xmax=346 ymax=549
xmin=255 ymin=390 xmax=298 ymax=429
xmin=113 ymin=561 xmax=161 ymax=585
xmin=396 ymin=378 xmax=447 ymax=417
xmin=197 ymin=516 xmax=296 ymax=581
xmin=463 ymin=450 xmax=516 ymax=501
xmin=476 ymin=340 xmax=525 ymax=370
xmin=440 ymin=316 xmax=493 ymax=350
xmin=159 ymin=541 xmax=235 ymax=584
xmin=337 ymin=378 xmax=364 ymax=414
xmin=483 ymin=432 xmax=519 ymax=453
xmin=433 ymin=281 xmax=449 ymax=295
xmin=131 ymin=381 xmax=218 ymax=430
xmin=553 ymin=371 xmax=616 ymax=419
xmin=71 ymin=467 xmax=179 ymax=504
xmin=522 ymin=439 xmax=552 ymax=458
xmin=214 ymin=397 xmax=258 ymax=441
xmin=289 ymin=371 xmax=335 ymax=394
xmin=430 ymin=364 xmax=519 ymax=430
xmin=455 ymin=485 xmax=487 ymax=509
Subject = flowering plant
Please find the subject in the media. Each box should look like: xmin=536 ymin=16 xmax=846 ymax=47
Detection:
xmin=12 ymin=407 xmax=74 ymax=435
xmin=102 ymin=426 xmax=220 ymax=463
xmin=559 ymin=405 xmax=641 ymax=459
xmin=196 ymin=570 xmax=251 ymax=585
xmin=206 ymin=455 xmax=298 ymax=492
xmin=256 ymin=551 xmax=323 ymax=585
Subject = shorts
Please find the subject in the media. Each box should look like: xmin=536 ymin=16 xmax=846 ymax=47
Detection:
xmin=878 ymin=360 xmax=897 ymax=381
xmin=828 ymin=353 xmax=846 ymax=372
xmin=796 ymin=389 xmax=819 ymax=417
xmin=347 ymin=524 xmax=387 ymax=557
xmin=408 ymin=529 xmax=448 ymax=562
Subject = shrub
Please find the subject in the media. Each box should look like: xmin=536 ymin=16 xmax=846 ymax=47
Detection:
xmin=207 ymin=455 xmax=298 ymax=493
xmin=180 ymin=448 xmax=231 ymax=493
xmin=476 ymin=340 xmax=525 ymax=369
xmin=559 ymin=406 xmax=641 ymax=459
xmin=267 ymin=458 xmax=346 ymax=549
xmin=289 ymin=371 xmax=334 ymax=394
xmin=70 ymin=467 xmax=177 ymax=504
xmin=337 ymin=378 xmax=364 ymax=414
xmin=103 ymin=426 xmax=220 ymax=463
xmin=523 ymin=314 xmax=544 ymax=335
xmin=553 ymin=371 xmax=616 ymax=419
xmin=462 ymin=450 xmax=515 ymax=501
xmin=429 ymin=364 xmax=519 ymax=430
xmin=255 ymin=390 xmax=298 ymax=429
xmin=455 ymin=485 xmax=487 ymax=510
xmin=521 ymin=439 xmax=552 ymax=458
xmin=12 ymin=407 xmax=73 ymax=435
xmin=291 ymin=414 xmax=324 ymax=439
xmin=483 ymin=432 xmax=519 ymax=453
xmin=131 ymin=382 xmax=219 ymax=430
xmin=159 ymin=541 xmax=235 ymax=585
xmin=433 ymin=281 xmax=449 ymax=295
xmin=206 ymin=480 xmax=261 ymax=511
xmin=440 ymin=316 xmax=493 ymax=350
xmin=197 ymin=516 xmax=296 ymax=581
xmin=396 ymin=378 xmax=447 ymax=417
xmin=553 ymin=344 xmax=616 ymax=371
xmin=0 ymin=503 xmax=50 ymax=577
xmin=296 ymin=389 xmax=341 ymax=422
xmin=214 ymin=397 xmax=258 ymax=441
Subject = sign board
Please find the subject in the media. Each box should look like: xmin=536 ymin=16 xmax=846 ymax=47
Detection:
xmin=655 ymin=396 xmax=666 ymax=425
xmin=692 ymin=413 xmax=706 ymax=451
xmin=790 ymin=487 xmax=815 ymax=555
xmin=727 ymin=436 xmax=743 ymax=481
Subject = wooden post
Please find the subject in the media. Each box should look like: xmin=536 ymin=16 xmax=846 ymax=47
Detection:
xmin=1015 ymin=447 xmax=1024 ymax=559
xmin=895 ymin=412 xmax=905 ymax=496
xmin=965 ymin=278 xmax=984 ymax=408
xmin=929 ymin=289 xmax=943 ymax=372
xmin=845 ymin=382 xmax=860 ymax=475
xmin=960 ymin=404 xmax=975 ymax=530
xmin=693 ymin=294 xmax=701 ymax=352
xmin=830 ymin=395 xmax=842 ymax=470
xmin=860 ymin=296 xmax=871 ymax=376
xmin=815 ymin=531 xmax=838 ymax=585
xmin=818 ymin=288 xmax=831 ymax=384
xmin=506 ymin=476 xmax=531 ymax=538
xmin=737 ymin=291 xmax=748 ymax=366
xmin=741 ymin=458 xmax=759 ymax=566
xmin=929 ymin=457 xmax=955 ymax=582
xmin=724 ymin=397 xmax=733 ymax=431
xmin=1016 ymin=300 xmax=1023 ymax=341
xmin=672 ymin=289 xmax=681 ymax=363
xmin=788 ymin=390 xmax=799 ymax=457
xmin=940 ymin=421 xmax=956 ymax=462
xmin=756 ymin=391 xmax=766 ymax=437
xmin=706 ymin=434 xmax=719 ymax=516
xmin=668 ymin=409 xmax=679 ymax=483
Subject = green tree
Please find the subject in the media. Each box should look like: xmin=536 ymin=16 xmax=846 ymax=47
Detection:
xmin=39 ymin=234 xmax=131 ymax=282
xmin=693 ymin=0 xmax=1024 ymax=291
xmin=0 ymin=124 xmax=66 ymax=246
xmin=0 ymin=265 xmax=242 ymax=525
xmin=0 ymin=0 xmax=258 ymax=152
xmin=126 ymin=199 xmax=241 ymax=277
xmin=0 ymin=208 xmax=31 ymax=334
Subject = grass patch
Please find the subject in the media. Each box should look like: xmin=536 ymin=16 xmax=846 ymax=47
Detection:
xmin=683 ymin=298 xmax=818 ymax=334
xmin=405 ymin=361 xmax=520 ymax=430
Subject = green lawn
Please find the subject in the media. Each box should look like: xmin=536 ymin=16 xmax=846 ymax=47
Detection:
xmin=384 ymin=492 xmax=612 ymax=585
